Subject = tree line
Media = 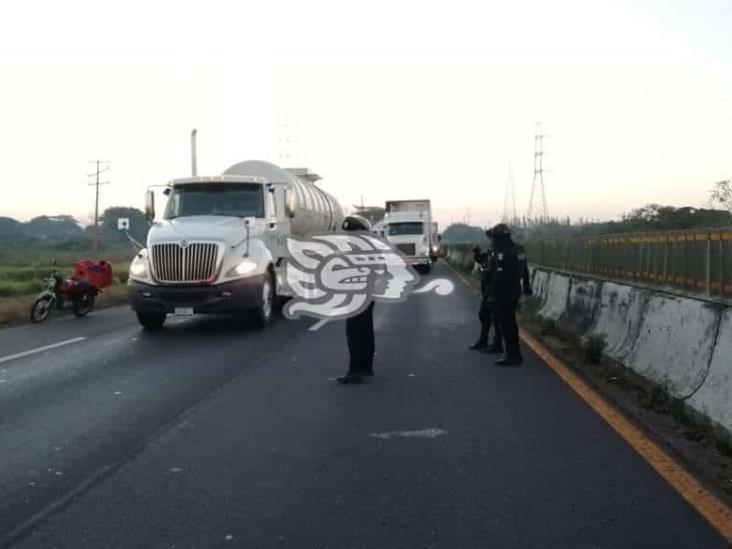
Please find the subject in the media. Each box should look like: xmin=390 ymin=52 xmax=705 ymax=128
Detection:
xmin=441 ymin=180 xmax=732 ymax=244
xmin=0 ymin=207 xmax=149 ymax=251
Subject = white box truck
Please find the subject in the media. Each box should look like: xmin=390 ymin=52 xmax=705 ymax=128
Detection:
xmin=383 ymin=199 xmax=438 ymax=273
xmin=128 ymin=159 xmax=343 ymax=330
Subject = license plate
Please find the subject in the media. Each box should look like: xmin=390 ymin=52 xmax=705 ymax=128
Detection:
xmin=174 ymin=307 xmax=194 ymax=316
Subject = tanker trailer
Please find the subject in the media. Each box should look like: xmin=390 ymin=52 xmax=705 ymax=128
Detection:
xmin=128 ymin=160 xmax=343 ymax=330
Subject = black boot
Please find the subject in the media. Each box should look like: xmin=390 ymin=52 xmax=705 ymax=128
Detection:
xmin=483 ymin=343 xmax=504 ymax=354
xmin=337 ymin=373 xmax=364 ymax=384
xmin=495 ymin=354 xmax=523 ymax=366
xmin=469 ymin=340 xmax=487 ymax=351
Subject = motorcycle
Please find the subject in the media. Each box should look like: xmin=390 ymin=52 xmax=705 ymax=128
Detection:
xmin=30 ymin=261 xmax=100 ymax=323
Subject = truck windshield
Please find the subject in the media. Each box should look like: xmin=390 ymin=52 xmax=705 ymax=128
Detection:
xmin=388 ymin=222 xmax=424 ymax=236
xmin=164 ymin=183 xmax=264 ymax=219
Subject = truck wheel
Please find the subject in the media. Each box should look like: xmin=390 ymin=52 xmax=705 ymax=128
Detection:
xmin=137 ymin=312 xmax=166 ymax=330
xmin=252 ymin=271 xmax=275 ymax=328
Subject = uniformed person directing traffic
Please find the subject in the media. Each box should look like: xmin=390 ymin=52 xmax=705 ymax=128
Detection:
xmin=338 ymin=215 xmax=375 ymax=384
xmin=486 ymin=223 xmax=532 ymax=366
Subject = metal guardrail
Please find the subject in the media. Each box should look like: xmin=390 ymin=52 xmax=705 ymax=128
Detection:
xmin=521 ymin=229 xmax=732 ymax=299
xmin=443 ymin=229 xmax=732 ymax=300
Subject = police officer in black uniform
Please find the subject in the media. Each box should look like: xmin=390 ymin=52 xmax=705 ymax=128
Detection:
xmin=468 ymin=242 xmax=503 ymax=353
xmin=338 ymin=215 xmax=375 ymax=384
xmin=487 ymin=223 xmax=532 ymax=366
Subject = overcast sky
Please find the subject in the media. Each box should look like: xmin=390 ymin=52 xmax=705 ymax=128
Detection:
xmin=1 ymin=0 xmax=731 ymax=228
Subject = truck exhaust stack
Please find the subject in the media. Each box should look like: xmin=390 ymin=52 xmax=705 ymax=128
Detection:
xmin=191 ymin=129 xmax=198 ymax=176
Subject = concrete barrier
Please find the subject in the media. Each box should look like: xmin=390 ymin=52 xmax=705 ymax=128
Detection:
xmin=562 ymin=278 xmax=602 ymax=335
xmin=531 ymin=269 xmax=551 ymax=305
xmin=538 ymin=273 xmax=571 ymax=321
xmin=591 ymin=282 xmax=647 ymax=362
xmin=688 ymin=309 xmax=732 ymax=433
xmin=625 ymin=296 xmax=720 ymax=399
xmin=532 ymin=266 xmax=731 ymax=437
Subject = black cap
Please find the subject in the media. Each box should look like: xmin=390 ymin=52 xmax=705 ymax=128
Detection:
xmin=487 ymin=223 xmax=511 ymax=237
xmin=341 ymin=215 xmax=371 ymax=232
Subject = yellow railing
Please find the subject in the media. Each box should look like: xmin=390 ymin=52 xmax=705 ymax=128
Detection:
xmin=522 ymin=228 xmax=732 ymax=298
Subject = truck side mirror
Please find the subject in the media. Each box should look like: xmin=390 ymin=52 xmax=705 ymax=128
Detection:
xmin=144 ymin=190 xmax=155 ymax=221
xmin=285 ymin=192 xmax=296 ymax=219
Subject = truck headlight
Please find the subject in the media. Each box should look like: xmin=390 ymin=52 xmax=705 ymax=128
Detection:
xmin=226 ymin=259 xmax=258 ymax=277
xmin=129 ymin=253 xmax=149 ymax=280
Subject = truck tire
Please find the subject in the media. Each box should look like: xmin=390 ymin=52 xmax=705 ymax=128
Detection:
xmin=137 ymin=311 xmax=166 ymax=330
xmin=251 ymin=270 xmax=275 ymax=328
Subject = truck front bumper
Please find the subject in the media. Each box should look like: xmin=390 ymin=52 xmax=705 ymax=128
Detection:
xmin=129 ymin=275 xmax=266 ymax=315
xmin=404 ymin=255 xmax=432 ymax=266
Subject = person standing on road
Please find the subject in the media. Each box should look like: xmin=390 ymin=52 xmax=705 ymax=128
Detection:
xmin=487 ymin=223 xmax=532 ymax=366
xmin=468 ymin=243 xmax=503 ymax=353
xmin=337 ymin=215 xmax=376 ymax=384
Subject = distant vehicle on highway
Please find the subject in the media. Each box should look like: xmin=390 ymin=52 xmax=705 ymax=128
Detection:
xmin=128 ymin=159 xmax=343 ymax=330
xmin=382 ymin=199 xmax=439 ymax=273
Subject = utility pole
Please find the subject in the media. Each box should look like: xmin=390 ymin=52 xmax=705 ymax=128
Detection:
xmin=87 ymin=160 xmax=110 ymax=253
xmin=527 ymin=122 xmax=549 ymax=223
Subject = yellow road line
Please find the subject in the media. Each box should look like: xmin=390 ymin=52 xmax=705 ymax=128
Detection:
xmin=520 ymin=330 xmax=732 ymax=543
xmin=442 ymin=259 xmax=732 ymax=542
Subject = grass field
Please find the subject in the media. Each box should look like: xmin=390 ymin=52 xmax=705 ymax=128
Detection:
xmin=0 ymin=264 xmax=131 ymax=297
xmin=0 ymin=252 xmax=134 ymax=324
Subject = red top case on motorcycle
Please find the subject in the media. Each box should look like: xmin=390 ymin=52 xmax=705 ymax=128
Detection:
xmin=73 ymin=259 xmax=114 ymax=289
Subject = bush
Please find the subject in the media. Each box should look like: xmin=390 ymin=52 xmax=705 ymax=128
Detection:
xmin=538 ymin=317 xmax=558 ymax=337
xmin=0 ymin=280 xmax=43 ymax=297
xmin=583 ymin=335 xmax=606 ymax=364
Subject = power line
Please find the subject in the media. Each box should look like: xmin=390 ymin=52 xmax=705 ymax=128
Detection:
xmin=87 ymin=160 xmax=110 ymax=253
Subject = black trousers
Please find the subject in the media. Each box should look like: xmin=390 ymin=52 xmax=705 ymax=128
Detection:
xmin=478 ymin=297 xmax=502 ymax=347
xmin=494 ymin=296 xmax=520 ymax=357
xmin=346 ymin=302 xmax=375 ymax=374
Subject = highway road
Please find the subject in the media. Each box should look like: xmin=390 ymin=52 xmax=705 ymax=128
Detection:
xmin=0 ymin=263 xmax=726 ymax=548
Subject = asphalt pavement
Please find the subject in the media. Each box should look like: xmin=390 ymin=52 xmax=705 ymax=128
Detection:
xmin=0 ymin=263 xmax=726 ymax=548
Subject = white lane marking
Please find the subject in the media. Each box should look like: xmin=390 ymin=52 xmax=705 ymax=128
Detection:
xmin=0 ymin=337 xmax=87 ymax=365
xmin=371 ymin=428 xmax=449 ymax=440
xmin=309 ymin=318 xmax=329 ymax=331
xmin=412 ymin=279 xmax=455 ymax=295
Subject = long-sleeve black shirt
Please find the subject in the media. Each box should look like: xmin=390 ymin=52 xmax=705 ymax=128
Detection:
xmin=489 ymin=240 xmax=531 ymax=300
xmin=473 ymin=248 xmax=493 ymax=297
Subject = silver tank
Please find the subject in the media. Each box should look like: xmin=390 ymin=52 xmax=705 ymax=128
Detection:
xmin=223 ymin=160 xmax=343 ymax=236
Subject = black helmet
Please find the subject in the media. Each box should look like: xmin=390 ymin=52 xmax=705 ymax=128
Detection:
xmin=341 ymin=215 xmax=371 ymax=232
xmin=487 ymin=223 xmax=511 ymax=238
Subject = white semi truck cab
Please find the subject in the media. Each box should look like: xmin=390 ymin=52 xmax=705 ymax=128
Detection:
xmin=383 ymin=199 xmax=438 ymax=273
xmin=128 ymin=160 xmax=343 ymax=330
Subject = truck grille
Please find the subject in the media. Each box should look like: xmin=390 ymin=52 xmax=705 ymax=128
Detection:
xmin=395 ymin=243 xmax=416 ymax=256
xmin=151 ymin=242 xmax=220 ymax=283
